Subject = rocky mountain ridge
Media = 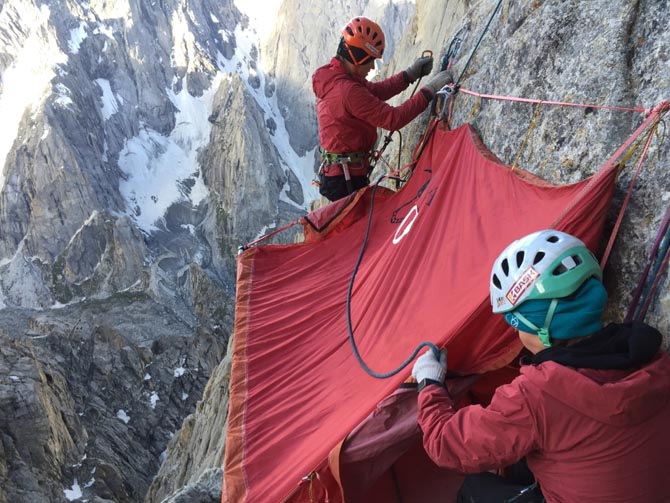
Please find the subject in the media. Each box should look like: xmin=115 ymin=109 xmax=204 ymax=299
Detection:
xmin=0 ymin=0 xmax=314 ymax=500
xmin=0 ymin=0 xmax=669 ymax=502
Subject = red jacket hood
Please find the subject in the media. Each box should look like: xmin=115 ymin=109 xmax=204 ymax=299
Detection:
xmin=312 ymin=58 xmax=360 ymax=100
xmin=521 ymin=352 xmax=670 ymax=426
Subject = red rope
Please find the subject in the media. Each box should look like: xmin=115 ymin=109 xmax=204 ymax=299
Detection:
xmin=626 ymin=206 xmax=670 ymax=322
xmin=458 ymin=87 xmax=648 ymax=114
xmin=598 ymin=102 xmax=669 ymax=268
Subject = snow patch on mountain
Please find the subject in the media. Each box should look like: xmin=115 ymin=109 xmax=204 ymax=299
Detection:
xmin=118 ymin=83 xmax=215 ymax=232
xmin=117 ymin=5 xmax=318 ymax=233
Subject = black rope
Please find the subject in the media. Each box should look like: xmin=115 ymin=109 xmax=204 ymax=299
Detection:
xmin=453 ymin=0 xmax=505 ymax=86
xmin=345 ymin=3 xmax=506 ymax=377
xmin=346 ymin=177 xmax=440 ymax=379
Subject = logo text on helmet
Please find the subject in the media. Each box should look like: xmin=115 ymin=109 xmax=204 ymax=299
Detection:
xmin=505 ymin=266 xmax=540 ymax=305
xmin=393 ymin=204 xmax=419 ymax=244
xmin=364 ymin=42 xmax=381 ymax=58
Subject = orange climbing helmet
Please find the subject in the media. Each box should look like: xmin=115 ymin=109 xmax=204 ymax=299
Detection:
xmin=341 ymin=17 xmax=385 ymax=64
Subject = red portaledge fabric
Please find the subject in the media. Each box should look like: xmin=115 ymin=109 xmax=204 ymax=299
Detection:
xmin=223 ymin=123 xmax=620 ymax=503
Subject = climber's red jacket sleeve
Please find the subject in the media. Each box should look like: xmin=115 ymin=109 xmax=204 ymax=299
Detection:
xmin=344 ymin=75 xmax=430 ymax=132
xmin=417 ymin=382 xmax=538 ymax=474
xmin=365 ymin=71 xmax=411 ymax=101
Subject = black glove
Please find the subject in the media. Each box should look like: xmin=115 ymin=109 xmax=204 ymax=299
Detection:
xmin=405 ymin=55 xmax=434 ymax=83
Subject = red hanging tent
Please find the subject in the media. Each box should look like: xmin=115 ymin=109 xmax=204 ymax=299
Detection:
xmin=222 ymin=121 xmax=628 ymax=502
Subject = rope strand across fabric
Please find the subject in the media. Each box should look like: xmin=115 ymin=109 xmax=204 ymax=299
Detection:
xmin=346 ymin=179 xmax=441 ymax=379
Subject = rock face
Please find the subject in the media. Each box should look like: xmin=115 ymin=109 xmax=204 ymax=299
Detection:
xmin=1 ymin=0 xmax=669 ymax=502
xmin=144 ymin=348 xmax=231 ymax=503
xmin=0 ymin=291 xmax=232 ymax=503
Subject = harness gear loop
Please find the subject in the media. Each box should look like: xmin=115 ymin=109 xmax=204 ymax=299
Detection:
xmin=316 ymin=149 xmax=373 ymax=191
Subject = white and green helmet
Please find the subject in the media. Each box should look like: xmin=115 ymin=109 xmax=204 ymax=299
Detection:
xmin=490 ymin=229 xmax=602 ymax=314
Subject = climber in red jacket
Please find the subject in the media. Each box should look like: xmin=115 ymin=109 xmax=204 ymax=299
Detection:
xmin=412 ymin=229 xmax=670 ymax=503
xmin=312 ymin=16 xmax=453 ymax=202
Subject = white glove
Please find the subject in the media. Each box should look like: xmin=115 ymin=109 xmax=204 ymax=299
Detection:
xmin=411 ymin=348 xmax=447 ymax=383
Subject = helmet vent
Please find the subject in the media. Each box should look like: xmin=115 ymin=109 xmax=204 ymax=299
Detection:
xmin=533 ymin=251 xmax=545 ymax=264
xmin=546 ymin=234 xmax=560 ymax=243
xmin=515 ymin=251 xmax=525 ymax=268
xmin=501 ymin=258 xmax=510 ymax=276
xmin=552 ymin=254 xmax=582 ymax=275
xmin=345 ymin=27 xmax=354 ymax=36
xmin=492 ymin=274 xmax=501 ymax=289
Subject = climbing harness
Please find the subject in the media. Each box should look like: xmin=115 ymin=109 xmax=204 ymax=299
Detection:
xmin=316 ymin=149 xmax=373 ymax=195
xmin=320 ymin=150 xmax=370 ymax=164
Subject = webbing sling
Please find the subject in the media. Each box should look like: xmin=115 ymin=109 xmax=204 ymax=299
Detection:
xmin=319 ymin=149 xmax=372 ymax=195
xmin=320 ymin=149 xmax=370 ymax=164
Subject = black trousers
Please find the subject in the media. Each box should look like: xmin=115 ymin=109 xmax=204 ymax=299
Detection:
xmin=319 ymin=174 xmax=369 ymax=202
xmin=456 ymin=459 xmax=545 ymax=503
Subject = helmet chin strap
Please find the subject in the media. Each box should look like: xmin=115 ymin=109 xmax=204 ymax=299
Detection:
xmin=344 ymin=42 xmax=372 ymax=67
xmin=512 ymin=298 xmax=560 ymax=348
